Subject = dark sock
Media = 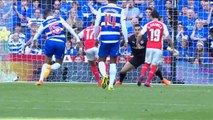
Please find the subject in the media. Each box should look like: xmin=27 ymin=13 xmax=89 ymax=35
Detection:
xmin=155 ymin=69 xmax=163 ymax=81
xmin=120 ymin=72 xmax=126 ymax=82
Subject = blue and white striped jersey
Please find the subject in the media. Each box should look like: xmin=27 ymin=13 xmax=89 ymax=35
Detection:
xmin=30 ymin=48 xmax=42 ymax=55
xmin=8 ymin=39 xmax=25 ymax=54
xmin=94 ymin=3 xmax=128 ymax=43
xmin=8 ymin=33 xmax=26 ymax=43
xmin=25 ymin=46 xmax=42 ymax=55
xmin=33 ymin=16 xmax=80 ymax=43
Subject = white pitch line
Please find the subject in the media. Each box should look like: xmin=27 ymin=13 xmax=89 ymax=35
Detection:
xmin=0 ymin=100 xmax=212 ymax=108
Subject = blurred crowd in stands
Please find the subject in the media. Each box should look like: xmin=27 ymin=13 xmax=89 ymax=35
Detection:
xmin=0 ymin=0 xmax=212 ymax=64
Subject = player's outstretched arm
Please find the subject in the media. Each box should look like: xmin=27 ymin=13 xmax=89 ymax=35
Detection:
xmin=33 ymin=24 xmax=44 ymax=42
xmin=166 ymin=36 xmax=174 ymax=49
xmin=164 ymin=32 xmax=179 ymax=55
xmin=61 ymin=17 xmax=81 ymax=42
xmin=77 ymin=30 xmax=84 ymax=48
xmin=94 ymin=9 xmax=101 ymax=41
xmin=163 ymin=24 xmax=174 ymax=49
xmin=121 ymin=9 xmax=128 ymax=45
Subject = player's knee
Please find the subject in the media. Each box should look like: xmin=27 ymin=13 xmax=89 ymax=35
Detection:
xmin=109 ymin=57 xmax=117 ymax=63
xmin=99 ymin=57 xmax=106 ymax=62
xmin=51 ymin=63 xmax=61 ymax=70
xmin=43 ymin=63 xmax=49 ymax=66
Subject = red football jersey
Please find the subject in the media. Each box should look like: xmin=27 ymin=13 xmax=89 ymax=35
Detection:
xmin=141 ymin=21 xmax=169 ymax=50
xmin=81 ymin=26 xmax=100 ymax=50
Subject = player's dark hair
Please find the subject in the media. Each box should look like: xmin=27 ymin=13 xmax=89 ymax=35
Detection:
xmin=134 ymin=24 xmax=141 ymax=29
xmin=209 ymin=27 xmax=213 ymax=34
xmin=44 ymin=9 xmax=52 ymax=19
xmin=158 ymin=16 xmax=163 ymax=21
xmin=151 ymin=10 xmax=159 ymax=19
xmin=108 ymin=0 xmax=117 ymax=4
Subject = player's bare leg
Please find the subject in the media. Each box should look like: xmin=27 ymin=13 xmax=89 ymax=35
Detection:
xmin=89 ymin=60 xmax=102 ymax=86
xmin=98 ymin=57 xmax=108 ymax=89
xmin=116 ymin=62 xmax=135 ymax=85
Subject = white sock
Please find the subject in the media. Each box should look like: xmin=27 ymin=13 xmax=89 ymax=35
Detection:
xmin=51 ymin=63 xmax=61 ymax=70
xmin=109 ymin=63 xmax=117 ymax=86
xmin=39 ymin=63 xmax=48 ymax=81
xmin=98 ymin=61 xmax=107 ymax=77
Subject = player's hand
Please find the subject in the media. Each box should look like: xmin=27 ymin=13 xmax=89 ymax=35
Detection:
xmin=137 ymin=43 xmax=142 ymax=49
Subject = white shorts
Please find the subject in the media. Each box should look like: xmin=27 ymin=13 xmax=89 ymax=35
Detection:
xmin=85 ymin=47 xmax=99 ymax=61
xmin=145 ymin=48 xmax=163 ymax=65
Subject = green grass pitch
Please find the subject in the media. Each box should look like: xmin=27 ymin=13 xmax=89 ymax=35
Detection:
xmin=0 ymin=83 xmax=213 ymax=120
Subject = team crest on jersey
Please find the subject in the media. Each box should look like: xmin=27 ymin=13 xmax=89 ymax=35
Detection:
xmin=140 ymin=40 xmax=144 ymax=45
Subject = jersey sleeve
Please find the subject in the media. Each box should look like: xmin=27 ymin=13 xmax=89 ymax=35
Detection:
xmin=121 ymin=9 xmax=128 ymax=43
xmin=94 ymin=9 xmax=101 ymax=40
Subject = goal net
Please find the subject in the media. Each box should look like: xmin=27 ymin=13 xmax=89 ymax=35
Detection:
xmin=0 ymin=0 xmax=212 ymax=84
